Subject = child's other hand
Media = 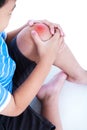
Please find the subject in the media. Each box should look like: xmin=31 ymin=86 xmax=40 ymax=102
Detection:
xmin=28 ymin=19 xmax=65 ymax=37
xmin=31 ymin=29 xmax=64 ymax=64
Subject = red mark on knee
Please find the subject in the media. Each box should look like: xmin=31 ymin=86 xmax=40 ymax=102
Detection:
xmin=34 ymin=24 xmax=47 ymax=34
xmin=33 ymin=23 xmax=52 ymax=41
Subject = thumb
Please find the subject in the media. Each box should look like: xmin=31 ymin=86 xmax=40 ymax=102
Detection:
xmin=31 ymin=30 xmax=42 ymax=47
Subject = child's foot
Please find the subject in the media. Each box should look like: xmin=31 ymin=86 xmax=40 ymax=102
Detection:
xmin=37 ymin=72 xmax=66 ymax=130
xmin=37 ymin=71 xmax=67 ymax=103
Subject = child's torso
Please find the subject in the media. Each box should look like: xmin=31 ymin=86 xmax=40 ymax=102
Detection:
xmin=0 ymin=32 xmax=16 ymax=92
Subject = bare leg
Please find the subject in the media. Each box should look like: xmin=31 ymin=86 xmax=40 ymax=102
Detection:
xmin=54 ymin=44 xmax=87 ymax=84
xmin=37 ymin=71 xmax=67 ymax=130
xmin=16 ymin=24 xmax=87 ymax=84
xmin=16 ymin=23 xmax=52 ymax=63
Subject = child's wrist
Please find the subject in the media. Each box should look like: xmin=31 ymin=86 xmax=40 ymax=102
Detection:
xmin=38 ymin=57 xmax=53 ymax=67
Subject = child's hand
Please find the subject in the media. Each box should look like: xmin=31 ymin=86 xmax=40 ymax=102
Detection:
xmin=31 ymin=29 xmax=64 ymax=64
xmin=28 ymin=19 xmax=65 ymax=37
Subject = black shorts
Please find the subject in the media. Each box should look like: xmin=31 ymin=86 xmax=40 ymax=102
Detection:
xmin=0 ymin=37 xmax=55 ymax=130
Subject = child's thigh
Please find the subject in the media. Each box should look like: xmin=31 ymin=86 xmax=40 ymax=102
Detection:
xmin=8 ymin=37 xmax=36 ymax=91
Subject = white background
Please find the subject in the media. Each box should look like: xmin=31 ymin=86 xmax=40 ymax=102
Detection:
xmin=6 ymin=0 xmax=87 ymax=129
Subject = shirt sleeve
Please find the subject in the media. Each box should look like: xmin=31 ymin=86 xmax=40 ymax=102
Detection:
xmin=0 ymin=32 xmax=7 ymax=40
xmin=0 ymin=84 xmax=11 ymax=112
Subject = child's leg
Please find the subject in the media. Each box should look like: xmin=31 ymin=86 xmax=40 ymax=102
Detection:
xmin=16 ymin=26 xmax=39 ymax=63
xmin=54 ymin=44 xmax=87 ymax=84
xmin=37 ymin=72 xmax=67 ymax=130
xmin=16 ymin=24 xmax=87 ymax=84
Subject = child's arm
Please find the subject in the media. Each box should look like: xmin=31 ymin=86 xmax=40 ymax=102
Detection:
xmin=0 ymin=29 xmax=63 ymax=116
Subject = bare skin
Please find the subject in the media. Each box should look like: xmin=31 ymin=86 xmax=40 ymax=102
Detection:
xmin=16 ymin=23 xmax=87 ymax=85
xmin=37 ymin=71 xmax=67 ymax=130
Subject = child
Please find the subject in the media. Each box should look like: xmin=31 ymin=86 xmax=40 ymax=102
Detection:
xmin=0 ymin=0 xmax=67 ymax=130
xmin=15 ymin=22 xmax=87 ymax=85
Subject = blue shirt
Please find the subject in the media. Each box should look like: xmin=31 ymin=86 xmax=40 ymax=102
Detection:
xmin=0 ymin=32 xmax=16 ymax=111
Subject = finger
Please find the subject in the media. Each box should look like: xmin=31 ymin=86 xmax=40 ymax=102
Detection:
xmin=58 ymin=38 xmax=65 ymax=53
xmin=28 ymin=20 xmax=41 ymax=26
xmin=54 ymin=23 xmax=65 ymax=36
xmin=43 ymin=20 xmax=55 ymax=34
xmin=41 ymin=20 xmax=55 ymax=34
xmin=51 ymin=29 xmax=61 ymax=40
xmin=29 ymin=19 xmax=55 ymax=35
xmin=50 ymin=25 xmax=55 ymax=35
xmin=42 ymin=20 xmax=64 ymax=36
xmin=29 ymin=19 xmax=48 ymax=26
xmin=31 ymin=30 xmax=43 ymax=46
xmin=44 ymin=20 xmax=56 ymax=35
xmin=59 ymin=43 xmax=66 ymax=53
xmin=28 ymin=20 xmax=35 ymax=26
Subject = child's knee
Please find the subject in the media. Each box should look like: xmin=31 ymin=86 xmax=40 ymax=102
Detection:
xmin=17 ymin=23 xmax=52 ymax=44
xmin=31 ymin=23 xmax=52 ymax=41
xmin=17 ymin=26 xmax=31 ymax=43
xmin=16 ymin=23 xmax=53 ymax=61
